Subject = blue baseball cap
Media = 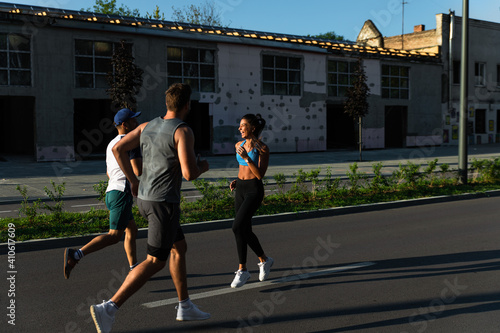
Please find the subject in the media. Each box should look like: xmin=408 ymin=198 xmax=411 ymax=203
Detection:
xmin=114 ymin=108 xmax=141 ymax=126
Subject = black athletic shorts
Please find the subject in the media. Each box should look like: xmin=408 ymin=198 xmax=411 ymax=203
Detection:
xmin=137 ymin=198 xmax=185 ymax=261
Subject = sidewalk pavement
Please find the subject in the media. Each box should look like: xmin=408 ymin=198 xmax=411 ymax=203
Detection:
xmin=1 ymin=143 xmax=499 ymax=203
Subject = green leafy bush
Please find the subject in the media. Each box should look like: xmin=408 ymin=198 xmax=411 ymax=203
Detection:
xmin=43 ymin=181 xmax=66 ymax=217
xmin=273 ymin=172 xmax=286 ymax=195
xmin=93 ymin=180 xmax=108 ymax=203
xmin=16 ymin=185 xmax=42 ymax=222
xmin=4 ymin=158 xmax=500 ymax=243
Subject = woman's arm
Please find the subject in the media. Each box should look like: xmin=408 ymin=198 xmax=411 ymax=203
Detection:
xmin=243 ymin=143 xmax=269 ymax=180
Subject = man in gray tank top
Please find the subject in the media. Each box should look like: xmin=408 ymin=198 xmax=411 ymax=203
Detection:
xmin=90 ymin=83 xmax=210 ymax=333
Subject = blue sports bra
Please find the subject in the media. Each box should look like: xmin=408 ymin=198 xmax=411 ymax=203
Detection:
xmin=236 ymin=140 xmax=259 ymax=166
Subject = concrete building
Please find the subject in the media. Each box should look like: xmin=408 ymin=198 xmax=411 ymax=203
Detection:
xmin=360 ymin=13 xmax=500 ymax=146
xmin=0 ymin=3 xmax=441 ymax=161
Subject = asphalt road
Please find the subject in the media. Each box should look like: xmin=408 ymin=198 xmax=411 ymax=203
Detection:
xmin=2 ymin=196 xmax=500 ymax=332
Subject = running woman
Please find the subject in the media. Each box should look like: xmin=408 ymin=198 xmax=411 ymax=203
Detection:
xmin=229 ymin=113 xmax=273 ymax=288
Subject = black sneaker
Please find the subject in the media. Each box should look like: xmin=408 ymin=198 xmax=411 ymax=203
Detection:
xmin=64 ymin=248 xmax=78 ymax=279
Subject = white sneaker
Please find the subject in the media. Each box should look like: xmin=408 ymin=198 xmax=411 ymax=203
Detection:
xmin=176 ymin=303 xmax=211 ymax=321
xmin=258 ymin=257 xmax=274 ymax=281
xmin=231 ymin=270 xmax=251 ymax=288
xmin=90 ymin=301 xmax=115 ymax=333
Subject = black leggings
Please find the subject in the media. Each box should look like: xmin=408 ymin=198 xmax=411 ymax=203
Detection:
xmin=232 ymin=178 xmax=265 ymax=265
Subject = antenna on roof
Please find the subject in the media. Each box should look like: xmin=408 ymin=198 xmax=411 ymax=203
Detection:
xmin=402 ymin=0 xmax=408 ymax=49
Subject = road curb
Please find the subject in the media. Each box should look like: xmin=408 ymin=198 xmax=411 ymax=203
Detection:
xmin=5 ymin=189 xmax=500 ymax=254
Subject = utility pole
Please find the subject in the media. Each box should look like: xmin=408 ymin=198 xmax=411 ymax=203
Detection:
xmin=458 ymin=0 xmax=469 ymax=184
xmin=402 ymin=0 xmax=408 ymax=49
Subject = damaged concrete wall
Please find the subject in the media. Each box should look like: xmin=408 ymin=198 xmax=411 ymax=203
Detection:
xmin=211 ymin=43 xmax=327 ymax=154
xmin=360 ymin=58 xmax=442 ymax=149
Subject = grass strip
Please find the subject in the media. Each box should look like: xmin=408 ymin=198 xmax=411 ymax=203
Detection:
xmin=1 ymin=181 xmax=499 ymax=243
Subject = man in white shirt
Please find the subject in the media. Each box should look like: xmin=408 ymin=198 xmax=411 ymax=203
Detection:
xmin=64 ymin=108 xmax=142 ymax=279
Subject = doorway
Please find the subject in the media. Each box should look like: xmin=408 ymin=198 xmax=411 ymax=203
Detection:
xmin=184 ymin=101 xmax=212 ymax=154
xmin=385 ymin=105 xmax=407 ymax=148
xmin=326 ymin=104 xmax=356 ymax=149
xmin=0 ymin=96 xmax=35 ymax=156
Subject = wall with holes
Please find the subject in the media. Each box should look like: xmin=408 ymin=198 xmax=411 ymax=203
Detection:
xmin=205 ymin=43 xmax=327 ymax=155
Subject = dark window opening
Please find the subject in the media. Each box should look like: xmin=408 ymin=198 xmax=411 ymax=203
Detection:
xmin=475 ymin=109 xmax=486 ymax=134
xmin=73 ymin=99 xmax=115 ymax=159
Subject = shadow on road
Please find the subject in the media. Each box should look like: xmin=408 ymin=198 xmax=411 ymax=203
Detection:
xmin=121 ymin=249 xmax=500 ymax=332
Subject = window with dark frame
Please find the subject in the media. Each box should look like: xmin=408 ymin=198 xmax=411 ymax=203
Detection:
xmin=474 ymin=62 xmax=486 ymax=86
xmin=327 ymin=60 xmax=356 ymax=97
xmin=262 ymin=54 xmax=301 ymax=96
xmin=75 ymin=40 xmax=128 ymax=89
xmin=166 ymin=47 xmax=215 ymax=93
xmin=381 ymin=64 xmax=409 ymax=99
xmin=0 ymin=33 xmax=31 ymax=86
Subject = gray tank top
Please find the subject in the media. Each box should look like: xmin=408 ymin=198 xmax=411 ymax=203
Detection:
xmin=138 ymin=117 xmax=186 ymax=202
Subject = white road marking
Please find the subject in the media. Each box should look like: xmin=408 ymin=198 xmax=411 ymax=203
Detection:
xmin=142 ymin=261 xmax=375 ymax=308
xmin=70 ymin=204 xmax=104 ymax=208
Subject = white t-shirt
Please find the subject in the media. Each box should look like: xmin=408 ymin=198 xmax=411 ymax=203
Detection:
xmin=105 ymin=134 xmax=141 ymax=193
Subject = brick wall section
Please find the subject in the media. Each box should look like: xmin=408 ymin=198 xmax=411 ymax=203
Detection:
xmin=384 ymin=29 xmax=439 ymax=51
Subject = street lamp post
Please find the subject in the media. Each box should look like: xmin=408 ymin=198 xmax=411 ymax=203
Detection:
xmin=458 ymin=0 xmax=469 ymax=184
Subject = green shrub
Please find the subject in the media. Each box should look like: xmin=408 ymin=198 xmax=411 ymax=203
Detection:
xmin=323 ymin=166 xmax=341 ymax=193
xmin=471 ymin=157 xmax=500 ymax=183
xmin=43 ymin=180 xmax=65 ymax=216
xmin=273 ymin=172 xmax=286 ymax=194
xmin=370 ymin=162 xmax=389 ymax=190
xmin=306 ymin=168 xmax=321 ymax=197
xmin=423 ymin=159 xmax=438 ymax=186
xmin=392 ymin=161 xmax=422 ymax=189
xmin=346 ymin=163 xmax=367 ymax=193
xmin=5 ymin=157 xmax=500 ymax=242
xmin=290 ymin=169 xmax=308 ymax=194
xmin=440 ymin=163 xmax=450 ymax=173
xmin=16 ymin=185 xmax=42 ymax=222
xmin=192 ymin=178 xmax=232 ymax=210
xmin=93 ymin=180 xmax=108 ymax=203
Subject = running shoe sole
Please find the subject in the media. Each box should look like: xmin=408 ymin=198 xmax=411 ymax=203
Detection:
xmin=90 ymin=305 xmax=105 ymax=333
xmin=63 ymin=248 xmax=74 ymax=279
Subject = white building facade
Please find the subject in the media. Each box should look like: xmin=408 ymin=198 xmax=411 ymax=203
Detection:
xmin=0 ymin=3 xmax=442 ymax=161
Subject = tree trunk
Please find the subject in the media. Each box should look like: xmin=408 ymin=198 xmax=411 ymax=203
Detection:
xmin=358 ymin=116 xmax=363 ymax=161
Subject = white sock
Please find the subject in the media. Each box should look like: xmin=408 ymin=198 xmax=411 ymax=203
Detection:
xmin=74 ymin=249 xmax=84 ymax=260
xmin=179 ymin=298 xmax=192 ymax=309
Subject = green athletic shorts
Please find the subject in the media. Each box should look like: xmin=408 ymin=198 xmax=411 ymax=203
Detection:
xmin=105 ymin=190 xmax=134 ymax=230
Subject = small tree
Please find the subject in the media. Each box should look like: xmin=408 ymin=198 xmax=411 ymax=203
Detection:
xmin=307 ymin=31 xmax=345 ymax=41
xmin=82 ymin=0 xmax=140 ymax=17
xmin=344 ymin=58 xmax=370 ymax=161
xmin=106 ymin=40 xmax=144 ymax=111
xmin=145 ymin=5 xmax=165 ymax=20
xmin=171 ymin=0 xmax=226 ymax=26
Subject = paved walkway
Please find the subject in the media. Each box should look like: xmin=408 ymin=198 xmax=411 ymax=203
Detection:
xmin=1 ymin=143 xmax=499 ymax=203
